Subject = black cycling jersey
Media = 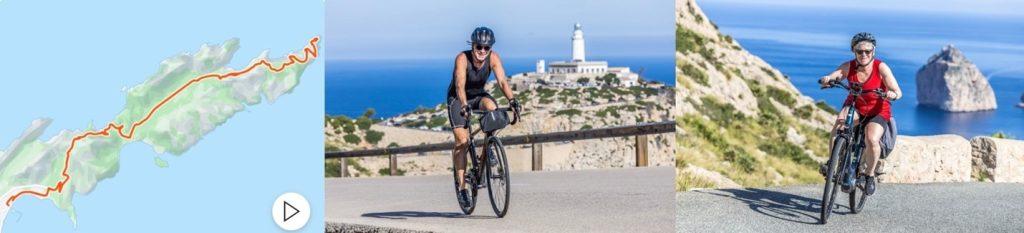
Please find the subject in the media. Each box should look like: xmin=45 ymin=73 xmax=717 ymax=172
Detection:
xmin=447 ymin=50 xmax=491 ymax=98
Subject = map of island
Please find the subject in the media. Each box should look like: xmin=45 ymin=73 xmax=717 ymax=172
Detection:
xmin=0 ymin=36 xmax=319 ymax=229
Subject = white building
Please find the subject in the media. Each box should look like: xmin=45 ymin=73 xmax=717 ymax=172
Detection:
xmin=512 ymin=23 xmax=640 ymax=89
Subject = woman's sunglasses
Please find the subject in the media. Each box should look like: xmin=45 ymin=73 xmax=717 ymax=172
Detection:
xmin=854 ymin=49 xmax=873 ymax=55
xmin=475 ymin=45 xmax=491 ymax=51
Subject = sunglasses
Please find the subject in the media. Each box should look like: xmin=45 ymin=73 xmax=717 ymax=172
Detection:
xmin=474 ymin=45 xmax=491 ymax=51
xmin=854 ymin=49 xmax=873 ymax=55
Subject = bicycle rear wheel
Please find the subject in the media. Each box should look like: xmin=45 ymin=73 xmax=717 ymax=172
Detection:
xmin=820 ymin=137 xmax=846 ymax=224
xmin=485 ymin=137 xmax=511 ymax=217
xmin=849 ymin=174 xmax=868 ymax=214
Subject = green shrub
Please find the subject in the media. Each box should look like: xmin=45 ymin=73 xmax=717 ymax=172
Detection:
xmin=343 ymin=134 xmax=361 ymax=144
xmin=378 ymin=167 xmax=406 ymax=176
xmin=555 ymin=109 xmax=582 ymax=117
xmin=699 ymin=96 xmax=743 ymax=126
xmin=342 ymin=124 xmax=356 ymax=134
xmin=427 ymin=116 xmax=448 ymax=128
xmin=364 ymin=130 xmax=384 ymax=145
xmin=362 ymin=108 xmax=376 ymax=118
xmin=679 ymin=63 xmax=708 ymax=86
xmin=676 ymin=25 xmax=707 ymax=54
xmin=758 ymin=141 xmax=815 ymax=166
xmin=723 ymin=148 xmax=756 ymax=172
xmin=766 ymin=86 xmax=796 ymax=107
xmin=760 ymin=67 xmax=777 ymax=79
xmin=993 ymin=131 xmax=1015 ymax=139
xmin=356 ymin=116 xmax=373 ymax=130
xmin=794 ymin=104 xmax=815 ymax=119
xmin=815 ymin=101 xmax=838 ymax=114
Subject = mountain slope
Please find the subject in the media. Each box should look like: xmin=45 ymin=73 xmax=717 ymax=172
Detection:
xmin=675 ymin=0 xmax=837 ymax=190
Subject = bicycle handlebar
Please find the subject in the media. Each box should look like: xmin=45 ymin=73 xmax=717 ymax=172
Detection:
xmin=468 ymin=107 xmax=520 ymax=126
xmin=821 ymin=80 xmax=894 ymax=101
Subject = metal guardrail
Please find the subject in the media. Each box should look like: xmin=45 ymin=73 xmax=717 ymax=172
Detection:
xmin=326 ymin=121 xmax=674 ymax=177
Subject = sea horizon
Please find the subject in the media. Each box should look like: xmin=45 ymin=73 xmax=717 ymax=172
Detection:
xmin=703 ymin=1 xmax=1024 ymax=138
xmin=325 ymin=55 xmax=674 ymax=119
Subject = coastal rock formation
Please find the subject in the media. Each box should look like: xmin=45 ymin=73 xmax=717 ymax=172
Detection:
xmin=971 ymin=136 xmax=1024 ymax=182
xmin=879 ymin=135 xmax=972 ymax=183
xmin=1019 ymin=93 xmax=1023 ymax=108
xmin=916 ymin=45 xmax=997 ymax=112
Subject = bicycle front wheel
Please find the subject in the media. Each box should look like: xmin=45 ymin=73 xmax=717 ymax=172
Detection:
xmin=820 ymin=137 xmax=846 ymax=224
xmin=485 ymin=137 xmax=511 ymax=217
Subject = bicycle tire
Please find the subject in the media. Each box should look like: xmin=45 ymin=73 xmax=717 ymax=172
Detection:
xmin=821 ymin=137 xmax=846 ymax=224
xmin=485 ymin=137 xmax=511 ymax=217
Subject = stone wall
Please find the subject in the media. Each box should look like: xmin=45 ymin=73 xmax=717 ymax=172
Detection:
xmin=879 ymin=135 xmax=1024 ymax=183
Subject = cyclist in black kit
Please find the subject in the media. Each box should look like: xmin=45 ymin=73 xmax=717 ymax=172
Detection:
xmin=448 ymin=27 xmax=520 ymax=208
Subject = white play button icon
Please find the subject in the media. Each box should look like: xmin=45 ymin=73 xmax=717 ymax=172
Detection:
xmin=273 ymin=192 xmax=310 ymax=231
xmin=284 ymin=201 xmax=300 ymax=221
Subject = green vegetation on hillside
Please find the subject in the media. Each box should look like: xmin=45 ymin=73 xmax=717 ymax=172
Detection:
xmin=677 ymin=93 xmax=823 ymax=189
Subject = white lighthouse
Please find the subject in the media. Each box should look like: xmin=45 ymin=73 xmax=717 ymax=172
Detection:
xmin=571 ymin=23 xmax=586 ymax=62
xmin=511 ymin=23 xmax=641 ymax=89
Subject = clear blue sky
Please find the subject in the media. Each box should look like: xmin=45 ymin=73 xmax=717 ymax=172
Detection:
xmin=325 ymin=0 xmax=673 ymax=60
xmin=708 ymin=0 xmax=1024 ymax=17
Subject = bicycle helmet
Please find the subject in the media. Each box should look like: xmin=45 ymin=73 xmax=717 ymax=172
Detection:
xmin=469 ymin=27 xmax=495 ymax=46
xmin=850 ymin=32 xmax=876 ymax=50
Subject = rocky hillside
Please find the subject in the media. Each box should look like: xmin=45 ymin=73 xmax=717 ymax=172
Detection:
xmin=675 ymin=0 xmax=837 ymax=190
xmin=916 ymin=45 xmax=997 ymax=112
xmin=326 ymin=75 xmax=675 ymax=177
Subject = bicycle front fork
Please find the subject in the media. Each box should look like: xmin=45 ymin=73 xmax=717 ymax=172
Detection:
xmin=844 ymin=146 xmax=862 ymax=188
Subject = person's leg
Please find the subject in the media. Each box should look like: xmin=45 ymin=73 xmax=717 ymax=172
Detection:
xmin=863 ymin=121 xmax=885 ymax=176
xmin=447 ymin=98 xmax=471 ymax=190
xmin=453 ymin=128 xmax=470 ymax=189
xmin=480 ymin=96 xmax=498 ymax=111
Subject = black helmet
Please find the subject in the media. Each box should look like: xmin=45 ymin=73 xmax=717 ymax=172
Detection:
xmin=470 ymin=27 xmax=495 ymax=46
xmin=850 ymin=32 xmax=876 ymax=50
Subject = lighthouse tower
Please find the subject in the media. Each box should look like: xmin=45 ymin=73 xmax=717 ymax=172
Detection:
xmin=571 ymin=23 xmax=586 ymax=62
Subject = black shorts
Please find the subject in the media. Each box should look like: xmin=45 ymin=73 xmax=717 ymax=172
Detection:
xmin=447 ymin=94 xmax=495 ymax=128
xmin=859 ymin=114 xmax=897 ymax=159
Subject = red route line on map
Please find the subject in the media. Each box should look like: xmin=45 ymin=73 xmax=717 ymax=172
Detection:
xmin=4 ymin=36 xmax=319 ymax=207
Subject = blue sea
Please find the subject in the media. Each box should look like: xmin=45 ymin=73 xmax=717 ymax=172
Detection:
xmin=702 ymin=2 xmax=1024 ymax=138
xmin=325 ymin=56 xmax=674 ymax=118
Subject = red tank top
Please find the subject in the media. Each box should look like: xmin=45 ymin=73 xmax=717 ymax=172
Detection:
xmin=843 ymin=59 xmax=892 ymax=120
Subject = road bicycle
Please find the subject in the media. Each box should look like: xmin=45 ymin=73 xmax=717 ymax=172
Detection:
xmin=454 ymin=106 xmax=519 ymax=217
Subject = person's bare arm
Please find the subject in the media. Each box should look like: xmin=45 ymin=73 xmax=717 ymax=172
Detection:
xmin=490 ymin=52 xmax=515 ymax=101
xmin=879 ymin=62 xmax=902 ymax=100
xmin=819 ymin=62 xmax=849 ymax=87
xmin=454 ymin=53 xmax=469 ymax=107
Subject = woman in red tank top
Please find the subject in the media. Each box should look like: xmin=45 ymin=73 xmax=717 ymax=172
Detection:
xmin=818 ymin=32 xmax=903 ymax=196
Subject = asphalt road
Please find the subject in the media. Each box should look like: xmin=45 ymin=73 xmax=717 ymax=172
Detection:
xmin=677 ymin=182 xmax=1024 ymax=232
xmin=325 ymin=167 xmax=675 ymax=233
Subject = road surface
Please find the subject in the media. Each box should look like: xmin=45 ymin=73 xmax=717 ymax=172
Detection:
xmin=677 ymin=182 xmax=1024 ymax=232
xmin=325 ymin=167 xmax=674 ymax=233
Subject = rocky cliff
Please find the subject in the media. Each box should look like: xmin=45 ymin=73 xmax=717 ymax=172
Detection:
xmin=675 ymin=0 xmax=836 ymax=190
xmin=916 ymin=45 xmax=998 ymax=112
